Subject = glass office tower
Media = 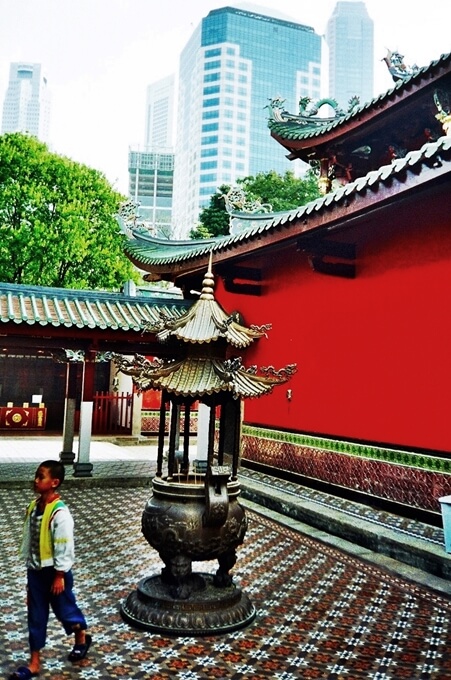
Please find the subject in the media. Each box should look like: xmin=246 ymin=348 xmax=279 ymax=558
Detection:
xmin=326 ymin=1 xmax=374 ymax=110
xmin=1 ymin=62 xmax=51 ymax=141
xmin=172 ymin=6 xmax=321 ymax=237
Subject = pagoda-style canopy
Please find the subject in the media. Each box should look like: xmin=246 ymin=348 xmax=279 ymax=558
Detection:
xmin=114 ymin=262 xmax=294 ymax=401
xmin=147 ymin=266 xmax=265 ymax=347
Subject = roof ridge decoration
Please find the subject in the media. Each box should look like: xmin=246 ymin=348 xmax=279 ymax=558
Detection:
xmin=222 ymin=185 xmax=273 ymax=216
xmin=267 ymin=94 xmax=360 ymax=132
xmin=382 ymin=49 xmax=421 ymax=83
xmin=113 ymin=263 xmax=296 ymax=398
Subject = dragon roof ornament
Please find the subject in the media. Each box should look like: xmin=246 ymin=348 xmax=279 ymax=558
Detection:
xmin=222 ymin=186 xmax=272 ymax=215
xmin=266 ymin=94 xmax=360 ymax=130
xmin=382 ymin=49 xmax=421 ymax=83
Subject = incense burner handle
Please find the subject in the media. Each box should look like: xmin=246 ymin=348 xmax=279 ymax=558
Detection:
xmin=204 ymin=465 xmax=231 ymax=527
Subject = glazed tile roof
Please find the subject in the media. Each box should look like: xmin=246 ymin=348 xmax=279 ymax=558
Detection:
xmin=268 ymin=52 xmax=451 ymax=142
xmin=0 ymin=282 xmax=189 ymax=331
xmin=124 ymin=134 xmax=451 ymax=269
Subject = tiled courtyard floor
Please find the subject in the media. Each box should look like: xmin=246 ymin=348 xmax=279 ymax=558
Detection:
xmin=1 ymin=483 xmax=451 ymax=680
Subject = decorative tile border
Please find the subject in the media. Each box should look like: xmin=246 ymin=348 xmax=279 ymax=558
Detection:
xmin=241 ymin=426 xmax=451 ymax=512
xmin=242 ymin=425 xmax=451 ymax=474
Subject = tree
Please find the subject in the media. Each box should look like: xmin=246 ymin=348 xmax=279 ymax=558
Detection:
xmin=0 ymin=133 xmax=139 ymax=289
xmin=190 ymin=170 xmax=320 ymax=239
xmin=189 ymin=185 xmax=231 ymax=240
xmin=239 ymin=169 xmax=320 ymax=212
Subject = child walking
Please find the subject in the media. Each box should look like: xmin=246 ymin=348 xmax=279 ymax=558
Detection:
xmin=9 ymin=460 xmax=92 ymax=679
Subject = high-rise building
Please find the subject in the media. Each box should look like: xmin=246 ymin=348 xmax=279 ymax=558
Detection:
xmin=326 ymin=1 xmax=374 ymax=110
xmin=129 ymin=75 xmax=176 ymax=237
xmin=1 ymin=62 xmax=51 ymax=141
xmin=144 ymin=74 xmax=175 ymax=148
xmin=172 ymin=5 xmax=322 ymax=237
xmin=128 ymin=147 xmax=175 ymax=238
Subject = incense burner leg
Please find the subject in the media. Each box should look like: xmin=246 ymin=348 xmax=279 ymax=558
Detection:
xmin=214 ymin=549 xmax=237 ymax=588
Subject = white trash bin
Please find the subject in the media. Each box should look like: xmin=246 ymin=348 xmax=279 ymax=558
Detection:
xmin=438 ymin=495 xmax=451 ymax=553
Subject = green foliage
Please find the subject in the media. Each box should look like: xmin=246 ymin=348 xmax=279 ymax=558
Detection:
xmin=190 ymin=171 xmax=320 ymax=239
xmin=0 ymin=133 xmax=139 ymax=289
xmin=239 ymin=169 xmax=320 ymax=212
xmin=189 ymin=185 xmax=231 ymax=240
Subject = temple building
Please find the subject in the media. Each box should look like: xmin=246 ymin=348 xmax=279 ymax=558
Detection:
xmin=122 ymin=50 xmax=451 ymax=526
xmin=1 ymin=50 xmax=450 ymax=527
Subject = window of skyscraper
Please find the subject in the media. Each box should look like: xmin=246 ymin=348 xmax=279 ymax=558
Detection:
xmin=201 ymin=135 xmax=219 ymax=145
xmin=200 ymin=161 xmax=218 ymax=170
xmin=204 ymin=60 xmax=221 ymax=70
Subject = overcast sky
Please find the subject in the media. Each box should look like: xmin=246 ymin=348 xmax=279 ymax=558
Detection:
xmin=0 ymin=0 xmax=450 ymax=193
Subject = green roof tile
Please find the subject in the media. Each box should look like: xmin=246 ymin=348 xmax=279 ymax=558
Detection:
xmin=0 ymin=283 xmax=189 ymax=332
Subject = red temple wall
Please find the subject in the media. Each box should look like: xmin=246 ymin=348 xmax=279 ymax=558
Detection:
xmin=215 ymin=206 xmax=451 ymax=452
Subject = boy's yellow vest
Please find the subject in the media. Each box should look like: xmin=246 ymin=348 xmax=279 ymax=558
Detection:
xmin=25 ymin=498 xmax=66 ymax=564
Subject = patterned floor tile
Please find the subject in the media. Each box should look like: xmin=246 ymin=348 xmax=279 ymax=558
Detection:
xmin=1 ymin=486 xmax=451 ymax=679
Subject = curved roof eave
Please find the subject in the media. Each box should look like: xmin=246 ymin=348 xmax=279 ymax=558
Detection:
xmin=123 ymin=135 xmax=451 ymax=278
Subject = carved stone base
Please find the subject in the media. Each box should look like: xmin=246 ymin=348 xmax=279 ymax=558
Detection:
xmin=121 ymin=573 xmax=256 ymax=636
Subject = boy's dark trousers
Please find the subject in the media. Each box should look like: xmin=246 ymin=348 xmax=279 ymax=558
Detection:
xmin=27 ymin=567 xmax=87 ymax=650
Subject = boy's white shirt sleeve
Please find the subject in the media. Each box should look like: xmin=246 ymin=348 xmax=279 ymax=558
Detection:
xmin=51 ymin=507 xmax=75 ymax=572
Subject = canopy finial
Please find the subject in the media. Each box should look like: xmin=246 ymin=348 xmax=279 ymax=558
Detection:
xmin=200 ymin=252 xmax=215 ymax=300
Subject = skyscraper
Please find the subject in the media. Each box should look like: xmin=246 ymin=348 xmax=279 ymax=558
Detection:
xmin=128 ymin=75 xmax=176 ymax=237
xmin=144 ymin=74 xmax=175 ymax=148
xmin=1 ymin=62 xmax=51 ymax=141
xmin=172 ymin=5 xmax=321 ymax=237
xmin=326 ymin=1 xmax=374 ymax=109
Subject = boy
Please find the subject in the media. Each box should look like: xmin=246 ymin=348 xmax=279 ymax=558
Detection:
xmin=9 ymin=460 xmax=91 ymax=680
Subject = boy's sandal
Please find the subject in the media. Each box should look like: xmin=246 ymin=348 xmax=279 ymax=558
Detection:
xmin=9 ymin=667 xmax=39 ymax=679
xmin=68 ymin=633 xmax=92 ymax=662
